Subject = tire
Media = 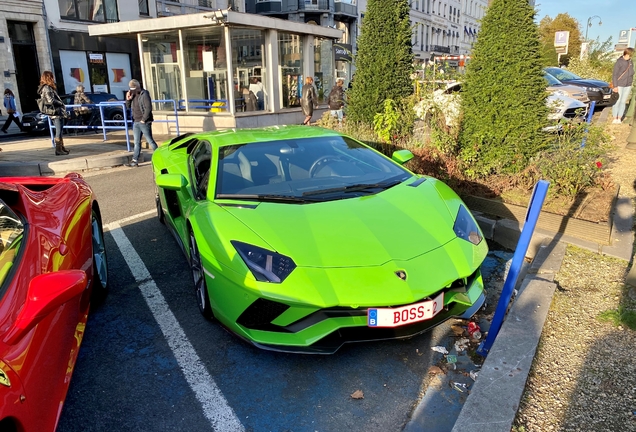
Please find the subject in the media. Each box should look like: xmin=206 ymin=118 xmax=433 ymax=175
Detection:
xmin=189 ymin=230 xmax=213 ymax=320
xmin=110 ymin=112 xmax=125 ymax=127
xmin=90 ymin=208 xmax=109 ymax=305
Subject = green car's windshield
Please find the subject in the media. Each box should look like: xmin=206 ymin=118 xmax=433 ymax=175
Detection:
xmin=0 ymin=200 xmax=24 ymax=289
xmin=216 ymin=136 xmax=412 ymax=202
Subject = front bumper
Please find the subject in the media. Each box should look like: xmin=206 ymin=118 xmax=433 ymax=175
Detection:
xmin=205 ymin=236 xmax=488 ymax=354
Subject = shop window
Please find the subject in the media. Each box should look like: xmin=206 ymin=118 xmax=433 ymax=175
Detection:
xmin=59 ymin=0 xmax=119 ymax=23
xmin=230 ymin=28 xmax=267 ymax=112
xmin=141 ymin=32 xmax=185 ymax=110
xmin=278 ymin=33 xmax=303 ymax=109
xmin=181 ymin=27 xmax=229 ymax=113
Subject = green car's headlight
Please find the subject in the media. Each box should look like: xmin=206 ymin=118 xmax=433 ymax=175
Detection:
xmin=232 ymin=241 xmax=296 ymax=283
xmin=453 ymin=205 xmax=483 ymax=245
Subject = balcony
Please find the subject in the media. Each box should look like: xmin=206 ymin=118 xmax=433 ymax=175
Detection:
xmin=334 ymin=1 xmax=357 ymax=19
xmin=298 ymin=0 xmax=330 ymax=11
xmin=430 ymin=45 xmax=450 ymax=54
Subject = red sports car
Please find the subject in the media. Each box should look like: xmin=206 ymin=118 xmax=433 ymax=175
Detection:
xmin=0 ymin=173 xmax=108 ymax=432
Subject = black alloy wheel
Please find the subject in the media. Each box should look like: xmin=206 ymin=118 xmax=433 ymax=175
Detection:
xmin=189 ymin=230 xmax=214 ymax=320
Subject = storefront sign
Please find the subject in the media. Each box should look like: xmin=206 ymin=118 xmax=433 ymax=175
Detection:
xmin=334 ymin=43 xmax=352 ymax=62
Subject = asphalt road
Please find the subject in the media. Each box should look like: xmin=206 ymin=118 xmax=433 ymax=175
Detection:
xmin=56 ymin=165 xmax=507 ymax=432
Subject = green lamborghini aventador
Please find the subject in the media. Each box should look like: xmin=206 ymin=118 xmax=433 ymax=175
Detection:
xmin=152 ymin=126 xmax=488 ymax=353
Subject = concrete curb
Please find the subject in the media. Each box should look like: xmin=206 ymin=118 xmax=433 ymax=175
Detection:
xmin=450 ymin=239 xmax=566 ymax=432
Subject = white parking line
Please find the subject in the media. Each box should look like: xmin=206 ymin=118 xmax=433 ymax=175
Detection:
xmin=106 ymin=217 xmax=244 ymax=432
xmin=103 ymin=210 xmax=156 ymax=231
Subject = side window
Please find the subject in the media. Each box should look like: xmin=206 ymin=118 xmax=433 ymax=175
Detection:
xmin=190 ymin=141 xmax=212 ymax=200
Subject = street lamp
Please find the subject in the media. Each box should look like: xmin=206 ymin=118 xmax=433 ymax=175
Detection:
xmin=585 ymin=15 xmax=602 ymax=41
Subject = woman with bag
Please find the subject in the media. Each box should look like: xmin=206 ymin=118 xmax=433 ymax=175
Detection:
xmin=2 ymin=89 xmax=23 ymax=133
xmin=37 ymin=71 xmax=70 ymax=155
xmin=611 ymin=47 xmax=635 ymax=124
xmin=300 ymin=76 xmax=318 ymax=125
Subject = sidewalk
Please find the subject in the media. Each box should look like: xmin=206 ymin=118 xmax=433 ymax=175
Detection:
xmin=0 ymin=128 xmax=168 ymax=176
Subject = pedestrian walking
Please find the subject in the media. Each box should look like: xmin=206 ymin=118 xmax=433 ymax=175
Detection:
xmin=611 ymin=47 xmax=635 ymax=124
xmin=37 ymin=71 xmax=70 ymax=155
xmin=327 ymin=78 xmax=345 ymax=124
xmin=73 ymin=85 xmax=93 ymax=127
xmin=125 ymin=79 xmax=157 ymax=167
xmin=301 ymin=76 xmax=318 ymax=125
xmin=2 ymin=89 xmax=23 ymax=134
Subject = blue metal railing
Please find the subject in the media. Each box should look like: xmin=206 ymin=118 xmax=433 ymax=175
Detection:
xmin=47 ymin=99 xmax=180 ymax=151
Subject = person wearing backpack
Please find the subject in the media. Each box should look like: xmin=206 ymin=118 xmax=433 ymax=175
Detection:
xmin=327 ymin=78 xmax=345 ymax=124
xmin=124 ymin=79 xmax=157 ymax=167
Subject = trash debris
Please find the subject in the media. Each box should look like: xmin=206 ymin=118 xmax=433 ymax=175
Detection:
xmin=451 ymin=324 xmax=465 ymax=336
xmin=467 ymin=322 xmax=482 ymax=340
xmin=350 ymin=390 xmax=364 ymax=399
xmin=431 ymin=346 xmax=449 ymax=354
xmin=469 ymin=370 xmax=480 ymax=381
xmin=428 ymin=365 xmax=443 ymax=375
xmin=446 ymin=355 xmax=457 ymax=364
xmin=451 ymin=382 xmax=468 ymax=392
xmin=454 ymin=338 xmax=470 ymax=353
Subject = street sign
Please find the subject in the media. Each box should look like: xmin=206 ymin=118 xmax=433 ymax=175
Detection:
xmin=554 ymin=30 xmax=569 ymax=54
xmin=618 ymin=30 xmax=629 ymax=44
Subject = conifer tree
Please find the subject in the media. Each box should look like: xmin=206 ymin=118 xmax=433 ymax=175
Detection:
xmin=458 ymin=0 xmax=549 ymax=176
xmin=346 ymin=0 xmax=414 ymax=124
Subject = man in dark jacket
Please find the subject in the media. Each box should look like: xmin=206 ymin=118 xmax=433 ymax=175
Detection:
xmin=328 ymin=78 xmax=345 ymax=124
xmin=125 ymin=79 xmax=158 ymax=167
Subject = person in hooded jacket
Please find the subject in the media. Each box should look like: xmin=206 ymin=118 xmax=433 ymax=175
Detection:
xmin=2 ymin=89 xmax=23 ymax=133
xmin=124 ymin=79 xmax=157 ymax=167
xmin=38 ymin=71 xmax=69 ymax=155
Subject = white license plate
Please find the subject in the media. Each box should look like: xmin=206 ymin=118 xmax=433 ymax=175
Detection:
xmin=368 ymin=292 xmax=444 ymax=327
xmin=22 ymin=122 xmax=31 ymax=126
xmin=603 ymin=95 xmax=611 ymax=99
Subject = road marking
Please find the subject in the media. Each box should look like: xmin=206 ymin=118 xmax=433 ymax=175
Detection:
xmin=103 ymin=209 xmax=156 ymax=231
xmin=106 ymin=220 xmax=244 ymax=432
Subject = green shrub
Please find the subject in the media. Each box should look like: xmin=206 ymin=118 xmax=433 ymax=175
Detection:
xmin=346 ymin=0 xmax=413 ymax=125
xmin=529 ymin=124 xmax=612 ymax=196
xmin=458 ymin=0 xmax=549 ymax=177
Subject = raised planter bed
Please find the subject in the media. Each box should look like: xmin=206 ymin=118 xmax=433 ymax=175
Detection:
xmin=461 ymin=190 xmax=618 ymax=245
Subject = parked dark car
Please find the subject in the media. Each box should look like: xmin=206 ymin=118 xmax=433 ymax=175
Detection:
xmin=21 ymin=92 xmax=126 ymax=134
xmin=544 ymin=67 xmax=615 ymax=107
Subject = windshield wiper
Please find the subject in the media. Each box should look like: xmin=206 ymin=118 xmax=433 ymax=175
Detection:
xmin=302 ymin=179 xmax=403 ymax=197
xmin=216 ymin=193 xmax=315 ymax=203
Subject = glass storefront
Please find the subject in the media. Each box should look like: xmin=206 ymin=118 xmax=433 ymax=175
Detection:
xmin=181 ymin=27 xmax=229 ymax=112
xmin=136 ymin=25 xmax=337 ymax=115
xmin=230 ymin=28 xmax=267 ymax=112
xmin=278 ymin=33 xmax=303 ymax=109
xmin=314 ymin=38 xmax=333 ymax=103
xmin=141 ymin=32 xmax=184 ymax=110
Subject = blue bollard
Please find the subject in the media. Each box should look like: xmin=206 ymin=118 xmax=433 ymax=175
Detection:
xmin=476 ymin=179 xmax=550 ymax=357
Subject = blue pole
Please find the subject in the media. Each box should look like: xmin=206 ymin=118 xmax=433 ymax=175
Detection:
xmin=476 ymin=179 xmax=550 ymax=357
xmin=586 ymin=101 xmax=596 ymax=124
xmin=581 ymin=101 xmax=596 ymax=148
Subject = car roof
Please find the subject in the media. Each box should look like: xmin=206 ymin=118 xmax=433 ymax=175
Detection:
xmin=171 ymin=125 xmax=344 ymax=149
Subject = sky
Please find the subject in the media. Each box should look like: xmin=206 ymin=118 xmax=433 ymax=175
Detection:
xmin=534 ymin=0 xmax=636 ymax=45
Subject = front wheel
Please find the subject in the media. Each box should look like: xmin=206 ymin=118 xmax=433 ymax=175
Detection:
xmin=190 ymin=230 xmax=213 ymax=320
xmin=90 ymin=208 xmax=109 ymax=305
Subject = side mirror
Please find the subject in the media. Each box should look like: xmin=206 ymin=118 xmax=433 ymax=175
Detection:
xmin=156 ymin=173 xmax=187 ymax=191
xmin=392 ymin=149 xmax=414 ymax=165
xmin=3 ymin=270 xmax=87 ymax=345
